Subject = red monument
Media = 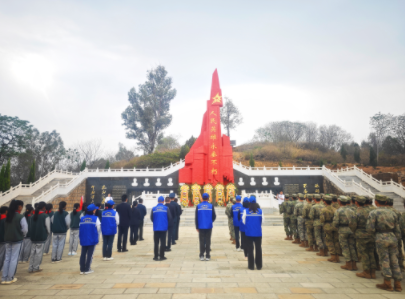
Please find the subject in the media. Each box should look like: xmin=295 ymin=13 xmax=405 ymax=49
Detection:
xmin=179 ymin=70 xmax=234 ymax=186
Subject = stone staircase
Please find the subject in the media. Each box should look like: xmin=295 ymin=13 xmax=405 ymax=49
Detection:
xmin=144 ymin=207 xmax=283 ymax=227
xmin=11 ymin=178 xmax=73 ymax=207
xmin=338 ymin=175 xmax=404 ymax=211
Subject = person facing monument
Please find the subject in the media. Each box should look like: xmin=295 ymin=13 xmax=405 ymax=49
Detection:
xmin=150 ymin=196 xmax=172 ymax=261
xmin=195 ymin=193 xmax=216 ymax=261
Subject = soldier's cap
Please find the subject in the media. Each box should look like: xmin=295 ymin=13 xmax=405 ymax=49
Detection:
xmin=298 ymin=193 xmax=304 ymax=198
xmin=320 ymin=193 xmax=324 ymax=197
xmin=314 ymin=194 xmax=321 ymax=200
xmin=169 ymin=193 xmax=175 ymax=198
xmin=292 ymin=193 xmax=297 ymax=197
xmin=306 ymin=193 xmax=312 ymax=198
xmin=338 ymin=195 xmax=349 ymax=203
xmin=331 ymin=195 xmax=338 ymax=200
xmin=375 ymin=194 xmax=387 ymax=202
xmin=284 ymin=193 xmax=289 ymax=197
xmin=355 ymin=196 xmax=366 ymax=203
xmin=323 ymin=195 xmax=332 ymax=202
xmin=386 ymin=198 xmax=394 ymax=204
xmin=202 ymin=193 xmax=209 ymax=199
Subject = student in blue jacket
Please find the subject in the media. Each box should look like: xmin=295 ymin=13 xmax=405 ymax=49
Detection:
xmin=232 ymin=196 xmax=243 ymax=251
xmin=242 ymin=196 xmax=263 ymax=270
xmin=195 ymin=193 xmax=216 ymax=261
xmin=101 ymin=200 xmax=119 ymax=260
xmin=150 ymin=196 xmax=172 ymax=261
xmin=238 ymin=197 xmax=250 ymax=260
xmin=79 ymin=204 xmax=100 ymax=275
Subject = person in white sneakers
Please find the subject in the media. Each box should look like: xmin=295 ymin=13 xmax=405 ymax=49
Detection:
xmin=101 ymin=200 xmax=119 ymax=261
xmin=68 ymin=203 xmax=81 ymax=256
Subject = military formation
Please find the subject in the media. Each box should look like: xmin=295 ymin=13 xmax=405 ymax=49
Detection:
xmin=280 ymin=193 xmax=405 ymax=293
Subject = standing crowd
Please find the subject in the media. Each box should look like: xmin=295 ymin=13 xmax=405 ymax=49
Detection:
xmin=280 ymin=193 xmax=405 ymax=292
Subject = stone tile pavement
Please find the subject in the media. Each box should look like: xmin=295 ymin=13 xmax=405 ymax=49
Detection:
xmin=0 ymin=226 xmax=402 ymax=299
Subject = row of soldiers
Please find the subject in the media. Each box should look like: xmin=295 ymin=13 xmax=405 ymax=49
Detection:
xmin=280 ymin=193 xmax=405 ymax=292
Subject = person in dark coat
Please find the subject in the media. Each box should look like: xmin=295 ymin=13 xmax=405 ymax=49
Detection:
xmin=195 ymin=193 xmax=216 ymax=261
xmin=165 ymin=197 xmax=176 ymax=251
xmin=174 ymin=198 xmax=182 ymax=240
xmin=115 ymin=194 xmax=131 ymax=252
xmin=169 ymin=193 xmax=178 ymax=245
xmin=129 ymin=201 xmax=141 ymax=245
xmin=137 ymin=199 xmax=147 ymax=241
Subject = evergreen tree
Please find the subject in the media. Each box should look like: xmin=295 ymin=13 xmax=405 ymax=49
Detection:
xmin=185 ymin=136 xmax=196 ymax=149
xmin=80 ymin=160 xmax=86 ymax=171
xmin=0 ymin=165 xmax=4 ymax=192
xmin=369 ymin=147 xmax=377 ymax=167
xmin=249 ymin=154 xmax=255 ymax=167
xmin=179 ymin=145 xmax=190 ymax=160
xmin=319 ymin=160 xmax=324 ymax=167
xmin=4 ymin=159 xmax=11 ymax=191
xmin=340 ymin=144 xmax=347 ymax=161
xmin=27 ymin=160 xmax=36 ymax=184
xmin=354 ymin=147 xmax=361 ymax=163
xmin=105 ymin=160 xmax=110 ymax=169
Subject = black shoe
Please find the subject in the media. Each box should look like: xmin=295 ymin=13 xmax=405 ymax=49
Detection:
xmin=248 ymin=267 xmax=254 ymax=270
xmin=122 ymin=249 xmax=128 ymax=252
xmin=117 ymin=249 xmax=122 ymax=252
xmin=140 ymin=238 xmax=144 ymax=241
xmin=153 ymin=257 xmax=159 ymax=261
xmin=160 ymin=257 xmax=167 ymax=261
xmin=172 ymin=242 xmax=176 ymax=245
xmin=134 ymin=243 xmax=137 ymax=245
xmin=165 ymin=248 xmax=171 ymax=252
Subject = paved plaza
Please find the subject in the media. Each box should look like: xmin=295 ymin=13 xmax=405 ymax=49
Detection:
xmin=0 ymin=226 xmax=403 ymax=299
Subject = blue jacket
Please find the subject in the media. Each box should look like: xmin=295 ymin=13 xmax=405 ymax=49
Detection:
xmin=245 ymin=209 xmax=263 ymax=237
xmin=151 ymin=204 xmax=171 ymax=231
xmin=195 ymin=201 xmax=216 ymax=229
xmin=232 ymin=203 xmax=243 ymax=227
xmin=79 ymin=215 xmax=99 ymax=246
xmin=238 ymin=207 xmax=247 ymax=233
xmin=101 ymin=209 xmax=117 ymax=236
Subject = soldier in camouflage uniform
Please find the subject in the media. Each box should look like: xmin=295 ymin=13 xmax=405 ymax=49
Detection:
xmin=225 ymin=199 xmax=235 ymax=242
xmin=349 ymin=196 xmax=357 ymax=212
xmin=294 ymin=193 xmax=306 ymax=247
xmin=304 ymin=194 xmax=316 ymax=251
xmin=287 ymin=194 xmax=299 ymax=243
xmin=400 ymin=200 xmax=405 ymax=273
xmin=387 ymin=197 xmax=405 ymax=272
xmin=331 ymin=194 xmax=342 ymax=256
xmin=352 ymin=196 xmax=377 ymax=279
xmin=333 ymin=196 xmax=358 ymax=270
xmin=310 ymin=194 xmax=327 ymax=256
xmin=320 ymin=195 xmax=339 ymax=262
xmin=365 ymin=196 xmax=381 ymax=270
xmin=280 ymin=194 xmax=291 ymax=240
xmin=367 ymin=195 xmax=402 ymax=292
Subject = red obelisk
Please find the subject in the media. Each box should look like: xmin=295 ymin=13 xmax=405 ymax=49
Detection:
xmin=179 ymin=69 xmax=234 ymax=186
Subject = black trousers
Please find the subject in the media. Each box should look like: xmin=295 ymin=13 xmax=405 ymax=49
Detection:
xmin=80 ymin=245 xmax=95 ymax=272
xmin=130 ymin=225 xmax=138 ymax=245
xmin=139 ymin=220 xmax=144 ymax=240
xmin=172 ymin=218 xmax=178 ymax=243
xmin=176 ymin=217 xmax=180 ymax=240
xmin=234 ymin=226 xmax=240 ymax=249
xmin=240 ymin=231 xmax=248 ymax=257
xmin=154 ymin=231 xmax=167 ymax=258
xmin=166 ymin=226 xmax=173 ymax=249
xmin=117 ymin=226 xmax=129 ymax=250
xmin=246 ymin=236 xmax=262 ymax=270
xmin=102 ymin=235 xmax=115 ymax=258
xmin=199 ymin=229 xmax=212 ymax=258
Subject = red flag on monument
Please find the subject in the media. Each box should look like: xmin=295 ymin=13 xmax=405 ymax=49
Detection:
xmin=78 ymin=195 xmax=84 ymax=211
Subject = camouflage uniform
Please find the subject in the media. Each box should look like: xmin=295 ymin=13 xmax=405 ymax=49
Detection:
xmin=294 ymin=194 xmax=306 ymax=243
xmin=303 ymin=196 xmax=315 ymax=248
xmin=400 ymin=210 xmax=405 ymax=271
xmin=367 ymin=204 xmax=402 ymax=283
xmin=353 ymin=196 xmax=376 ymax=277
xmin=310 ymin=196 xmax=326 ymax=251
xmin=333 ymin=196 xmax=358 ymax=266
xmin=225 ymin=203 xmax=235 ymax=240
xmin=287 ymin=195 xmax=298 ymax=240
xmin=320 ymin=198 xmax=339 ymax=259
xmin=280 ymin=195 xmax=291 ymax=237
xmin=331 ymin=194 xmax=340 ymax=210
xmin=387 ymin=198 xmax=404 ymax=271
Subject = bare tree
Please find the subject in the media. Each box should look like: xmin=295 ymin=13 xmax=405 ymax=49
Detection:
xmin=303 ymin=122 xmax=318 ymax=143
xmin=74 ymin=139 xmax=104 ymax=167
xmin=220 ymin=97 xmax=243 ymax=138
xmin=253 ymin=121 xmax=306 ymax=143
xmin=370 ymin=112 xmax=393 ymax=161
xmin=390 ymin=113 xmax=405 ymax=151
xmin=318 ymin=125 xmax=352 ymax=151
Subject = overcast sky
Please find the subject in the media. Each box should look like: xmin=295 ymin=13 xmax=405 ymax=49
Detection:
xmin=1 ymin=0 xmax=404 ymax=155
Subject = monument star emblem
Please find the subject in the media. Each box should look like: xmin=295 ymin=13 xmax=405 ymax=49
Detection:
xmin=212 ymin=93 xmax=222 ymax=104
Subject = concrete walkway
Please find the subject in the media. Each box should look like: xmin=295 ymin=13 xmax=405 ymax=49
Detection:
xmin=1 ymin=226 xmax=402 ymax=299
